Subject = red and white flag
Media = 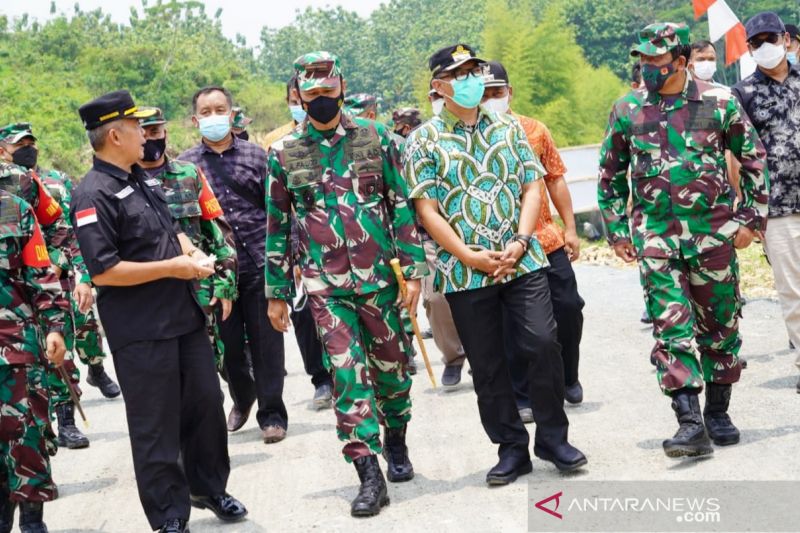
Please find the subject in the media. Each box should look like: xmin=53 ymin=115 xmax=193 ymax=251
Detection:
xmin=693 ymin=0 xmax=752 ymax=74
xmin=75 ymin=207 xmax=98 ymax=227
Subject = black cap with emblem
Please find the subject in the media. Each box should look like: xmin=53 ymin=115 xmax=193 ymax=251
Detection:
xmin=78 ymin=90 xmax=156 ymax=130
xmin=428 ymin=43 xmax=486 ymax=75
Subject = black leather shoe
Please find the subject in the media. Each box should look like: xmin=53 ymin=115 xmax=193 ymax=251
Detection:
xmin=190 ymin=493 xmax=248 ymax=523
xmin=441 ymin=364 xmax=463 ymax=388
xmin=663 ymin=391 xmax=713 ymax=458
xmin=382 ymin=425 xmax=414 ymax=482
xmin=351 ymin=456 xmax=389 ymax=517
xmin=159 ymin=518 xmax=189 ymax=533
xmin=486 ymin=455 xmax=532 ymax=486
xmin=703 ymin=383 xmax=740 ymax=446
xmin=56 ymin=403 xmax=89 ymax=449
xmin=534 ymin=442 xmax=588 ymax=472
xmin=564 ymin=381 xmax=583 ymax=404
xmin=226 ymin=405 xmax=251 ymax=432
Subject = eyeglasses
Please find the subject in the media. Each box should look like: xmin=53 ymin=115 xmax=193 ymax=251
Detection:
xmin=748 ymin=33 xmax=784 ymax=49
xmin=439 ymin=65 xmax=485 ymax=82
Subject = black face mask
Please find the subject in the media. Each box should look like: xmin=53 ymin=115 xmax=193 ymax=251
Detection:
xmin=12 ymin=145 xmax=38 ymax=169
xmin=301 ymin=92 xmax=344 ymax=124
xmin=235 ymin=130 xmax=250 ymax=141
xmin=142 ymin=137 xmax=166 ymax=162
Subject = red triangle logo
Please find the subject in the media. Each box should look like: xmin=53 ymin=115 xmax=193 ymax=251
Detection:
xmin=535 ymin=491 xmax=563 ymax=520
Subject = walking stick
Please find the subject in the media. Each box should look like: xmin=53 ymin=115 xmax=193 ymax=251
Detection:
xmin=389 ymin=258 xmax=437 ymax=388
xmin=57 ymin=365 xmax=89 ymax=428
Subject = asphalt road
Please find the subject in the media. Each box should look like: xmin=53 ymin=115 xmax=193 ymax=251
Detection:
xmin=46 ymin=264 xmax=800 ymax=532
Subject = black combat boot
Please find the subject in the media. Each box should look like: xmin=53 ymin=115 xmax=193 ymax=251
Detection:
xmin=18 ymin=502 xmax=46 ymax=533
xmin=382 ymin=425 xmax=414 ymax=482
xmin=663 ymin=390 xmax=714 ymax=458
xmin=351 ymin=455 xmax=389 ymax=517
xmin=703 ymin=383 xmax=740 ymax=446
xmin=0 ymin=478 xmax=16 ymax=533
xmin=56 ymin=403 xmax=89 ymax=449
xmin=86 ymin=363 xmax=121 ymax=398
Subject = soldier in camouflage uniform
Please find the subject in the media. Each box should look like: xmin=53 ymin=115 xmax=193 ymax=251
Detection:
xmin=391 ymin=108 xmax=422 ymax=139
xmin=0 ymin=123 xmax=122 ymax=451
xmin=598 ymin=23 xmax=770 ymax=458
xmin=343 ymin=93 xmax=379 ymax=120
xmin=137 ymin=108 xmax=238 ymax=369
xmin=265 ymin=52 xmax=427 ymax=518
xmin=231 ymin=107 xmax=253 ymax=141
xmin=0 ymin=188 xmax=68 ymax=533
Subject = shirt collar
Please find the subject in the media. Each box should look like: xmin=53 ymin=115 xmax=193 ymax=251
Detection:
xmin=92 ymin=156 xmax=137 ymax=181
xmin=439 ymin=105 xmax=492 ymax=132
xmin=200 ymin=133 xmax=238 ymax=154
xmin=642 ymin=71 xmax=696 ymax=107
xmin=300 ymin=112 xmax=356 ymax=146
xmin=753 ymin=62 xmax=800 ymax=83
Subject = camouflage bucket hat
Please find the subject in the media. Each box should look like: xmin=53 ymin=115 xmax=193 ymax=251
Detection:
xmin=631 ymin=22 xmax=690 ymax=57
xmin=293 ymin=51 xmax=342 ymax=91
xmin=232 ymin=107 xmax=253 ymax=129
xmin=0 ymin=122 xmax=36 ymax=144
xmin=138 ymin=107 xmax=167 ymax=127
xmin=343 ymin=93 xmax=378 ymax=115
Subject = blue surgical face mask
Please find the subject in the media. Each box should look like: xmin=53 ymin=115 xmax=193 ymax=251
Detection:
xmin=289 ymin=104 xmax=307 ymax=123
xmin=198 ymin=113 xmax=231 ymax=142
xmin=448 ymin=74 xmax=485 ymax=109
xmin=789 ymin=52 xmax=798 ymax=65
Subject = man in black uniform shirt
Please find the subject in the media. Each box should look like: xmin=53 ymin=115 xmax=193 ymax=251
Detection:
xmin=70 ymin=90 xmax=247 ymax=533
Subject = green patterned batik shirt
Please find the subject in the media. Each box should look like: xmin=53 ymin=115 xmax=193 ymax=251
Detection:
xmin=403 ymin=106 xmax=548 ymax=294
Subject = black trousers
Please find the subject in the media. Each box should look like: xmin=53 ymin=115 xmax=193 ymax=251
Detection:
xmin=112 ymin=327 xmax=230 ymax=530
xmin=446 ymin=270 xmax=569 ymax=459
xmin=507 ymin=248 xmax=585 ymax=408
xmin=291 ymin=305 xmax=332 ymax=388
xmin=219 ymin=270 xmax=288 ymax=429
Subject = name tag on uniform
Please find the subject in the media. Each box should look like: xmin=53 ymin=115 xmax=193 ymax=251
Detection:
xmin=144 ymin=178 xmax=160 ymax=187
xmin=115 ymin=186 xmax=134 ymax=199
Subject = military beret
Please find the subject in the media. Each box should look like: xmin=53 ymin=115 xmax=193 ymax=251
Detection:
xmin=0 ymin=122 xmax=36 ymax=144
xmin=630 ymin=23 xmax=691 ymax=57
xmin=78 ymin=90 xmax=156 ymax=130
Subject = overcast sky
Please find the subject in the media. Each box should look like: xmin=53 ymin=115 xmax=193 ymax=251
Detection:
xmin=3 ymin=0 xmax=384 ymax=47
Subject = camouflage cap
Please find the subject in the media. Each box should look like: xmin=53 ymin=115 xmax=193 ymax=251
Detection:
xmin=293 ymin=51 xmax=342 ymax=91
xmin=232 ymin=107 xmax=253 ymax=129
xmin=138 ymin=107 xmax=167 ymax=127
xmin=343 ymin=93 xmax=378 ymax=115
xmin=392 ymin=107 xmax=422 ymax=128
xmin=630 ymin=23 xmax=690 ymax=57
xmin=0 ymin=122 xmax=36 ymax=144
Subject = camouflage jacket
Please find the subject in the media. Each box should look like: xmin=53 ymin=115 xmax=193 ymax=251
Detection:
xmin=149 ymin=158 xmax=238 ymax=301
xmin=0 ymin=190 xmax=69 ymax=365
xmin=0 ymin=161 xmax=70 ymax=270
xmin=598 ymin=75 xmax=769 ymax=258
xmin=265 ymin=113 xmax=427 ymax=299
xmin=39 ymin=168 xmax=90 ymax=284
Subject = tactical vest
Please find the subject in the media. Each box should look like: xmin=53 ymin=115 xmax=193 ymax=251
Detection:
xmin=282 ymin=124 xmax=383 ymax=207
xmin=0 ymin=193 xmax=24 ymax=270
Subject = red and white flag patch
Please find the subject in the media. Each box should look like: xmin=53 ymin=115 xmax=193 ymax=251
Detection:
xmin=75 ymin=207 xmax=98 ymax=227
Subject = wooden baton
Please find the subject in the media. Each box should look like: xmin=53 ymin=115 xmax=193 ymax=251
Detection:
xmin=389 ymin=258 xmax=437 ymax=388
xmin=57 ymin=365 xmax=89 ymax=428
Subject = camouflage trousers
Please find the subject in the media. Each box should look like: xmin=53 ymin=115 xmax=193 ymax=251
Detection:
xmin=640 ymin=244 xmax=743 ymax=395
xmin=0 ymin=364 xmax=57 ymax=502
xmin=197 ymin=280 xmax=224 ymax=369
xmin=308 ymin=284 xmax=413 ymax=462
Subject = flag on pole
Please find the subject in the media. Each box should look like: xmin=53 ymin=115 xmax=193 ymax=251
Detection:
xmin=693 ymin=0 xmax=749 ymax=67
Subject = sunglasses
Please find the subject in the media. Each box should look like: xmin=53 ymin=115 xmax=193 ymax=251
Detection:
xmin=748 ymin=33 xmax=784 ymax=49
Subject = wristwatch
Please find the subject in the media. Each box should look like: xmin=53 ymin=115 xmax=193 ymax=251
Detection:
xmin=513 ymin=234 xmax=533 ymax=250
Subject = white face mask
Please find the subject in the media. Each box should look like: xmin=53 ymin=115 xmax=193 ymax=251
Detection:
xmin=692 ymin=60 xmax=717 ymax=81
xmin=431 ymin=98 xmax=445 ymax=116
xmin=752 ymin=42 xmax=786 ymax=69
xmin=482 ymin=95 xmax=510 ymax=114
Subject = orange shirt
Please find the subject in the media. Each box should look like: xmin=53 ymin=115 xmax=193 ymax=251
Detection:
xmin=514 ymin=113 xmax=567 ymax=255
